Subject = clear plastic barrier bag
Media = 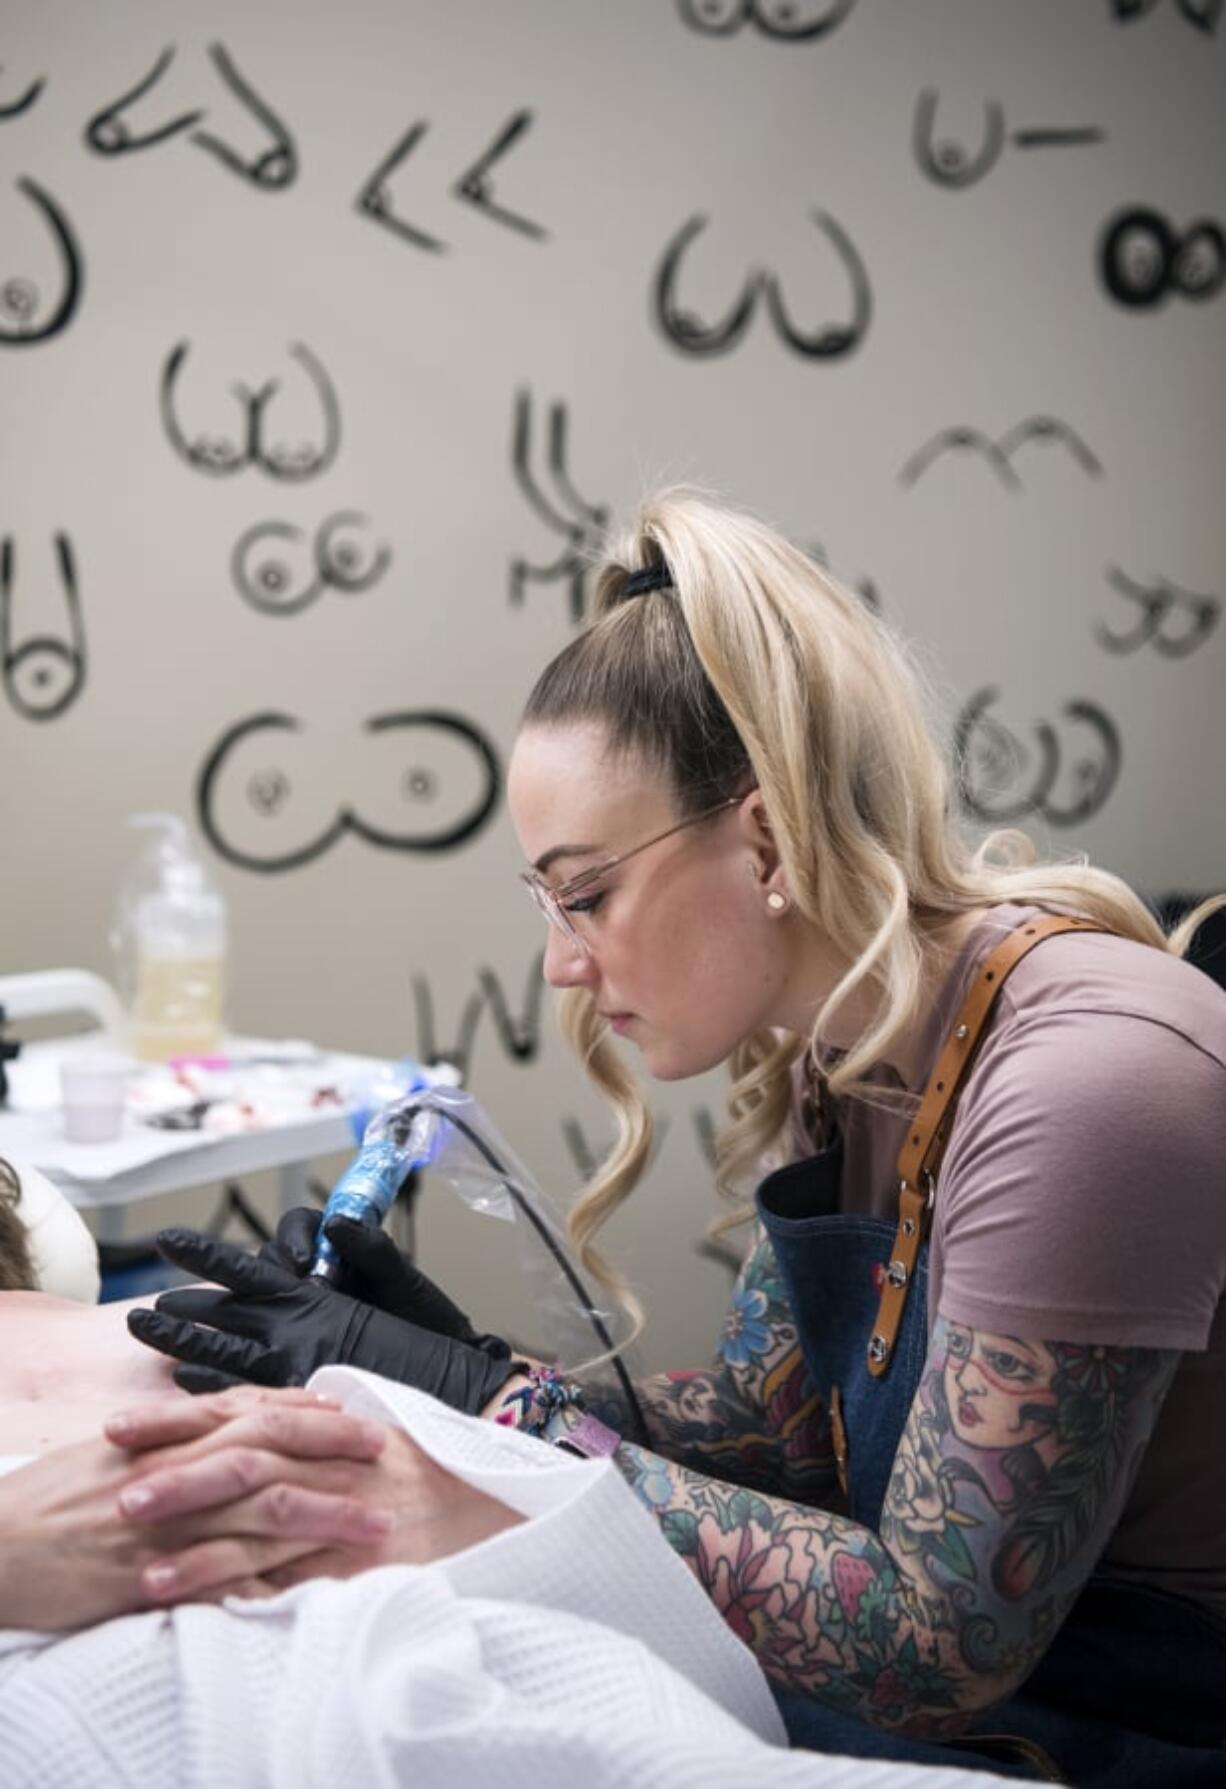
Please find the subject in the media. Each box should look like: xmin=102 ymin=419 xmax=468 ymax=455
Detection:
xmin=367 ymin=1084 xmax=645 ymax=1430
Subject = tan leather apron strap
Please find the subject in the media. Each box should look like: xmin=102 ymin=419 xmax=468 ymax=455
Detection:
xmin=866 ymin=914 xmax=1106 ymax=1378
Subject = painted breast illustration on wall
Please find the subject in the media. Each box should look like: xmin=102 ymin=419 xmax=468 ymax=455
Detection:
xmin=412 ymin=952 xmax=547 ymax=1082
xmin=355 ymin=110 xmax=548 ymax=253
xmin=675 ymin=0 xmax=856 ymax=43
xmin=0 ymin=65 xmax=45 ymax=121
xmin=85 ymin=42 xmax=298 ymax=191
xmin=0 ymin=177 xmax=83 ymax=347
xmin=0 ymin=534 xmax=87 ymax=722
xmin=196 ymin=709 xmax=502 ymax=873
xmin=652 ymin=209 xmax=872 ymax=359
xmin=912 ymin=89 xmax=1104 ymax=191
xmin=651 ymin=208 xmax=869 ymax=359
xmin=1096 ymin=569 xmax=1221 ymax=658
xmin=954 ymin=689 xmax=1123 ymax=828
xmin=1098 ymin=207 xmax=1224 ymax=310
xmin=230 ymin=512 xmax=392 ymax=616
xmin=159 ymin=340 xmax=342 ymax=481
xmin=899 ymin=418 xmax=1103 ymax=493
xmin=1107 ymin=0 xmax=1220 ymax=36
xmin=509 ymin=388 xmax=608 ymax=625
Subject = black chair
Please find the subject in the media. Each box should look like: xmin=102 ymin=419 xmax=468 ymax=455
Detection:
xmin=1152 ymin=895 xmax=1226 ymax=995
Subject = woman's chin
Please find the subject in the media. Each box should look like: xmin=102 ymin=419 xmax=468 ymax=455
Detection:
xmin=637 ymin=1036 xmax=725 ymax=1083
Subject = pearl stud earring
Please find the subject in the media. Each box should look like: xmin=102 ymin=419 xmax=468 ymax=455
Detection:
xmin=767 ymin=891 xmax=788 ymax=913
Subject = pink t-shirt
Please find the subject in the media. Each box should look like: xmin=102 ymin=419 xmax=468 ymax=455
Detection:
xmin=823 ymin=903 xmax=1226 ymax=1611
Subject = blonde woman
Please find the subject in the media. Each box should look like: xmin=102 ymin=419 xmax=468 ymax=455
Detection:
xmin=133 ymin=493 xmax=1226 ymax=1785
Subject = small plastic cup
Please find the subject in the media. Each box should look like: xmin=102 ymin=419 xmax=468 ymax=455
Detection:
xmin=60 ymin=1053 xmax=133 ymax=1144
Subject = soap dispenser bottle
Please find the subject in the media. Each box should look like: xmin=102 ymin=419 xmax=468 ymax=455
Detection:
xmin=114 ymin=813 xmax=227 ymax=1062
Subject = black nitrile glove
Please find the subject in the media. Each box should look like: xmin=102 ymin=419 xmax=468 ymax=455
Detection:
xmin=265 ymin=1207 xmax=510 ymax=1358
xmin=127 ymin=1227 xmax=524 ymax=1408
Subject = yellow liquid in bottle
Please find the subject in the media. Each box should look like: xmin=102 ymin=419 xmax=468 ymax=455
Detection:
xmin=131 ymin=954 xmax=224 ymax=1061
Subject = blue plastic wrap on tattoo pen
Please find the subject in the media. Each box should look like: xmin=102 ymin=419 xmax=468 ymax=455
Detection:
xmin=309 ymin=1086 xmax=440 ymax=1284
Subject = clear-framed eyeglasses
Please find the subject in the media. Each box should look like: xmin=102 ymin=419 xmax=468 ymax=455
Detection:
xmin=520 ymin=795 xmax=743 ymax=956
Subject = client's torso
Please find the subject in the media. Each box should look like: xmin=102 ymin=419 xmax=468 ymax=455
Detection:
xmin=0 ymin=1292 xmax=179 ymax=1456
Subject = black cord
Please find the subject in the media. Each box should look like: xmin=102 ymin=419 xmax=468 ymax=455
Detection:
xmin=396 ymin=1102 xmax=650 ymax=1446
xmin=225 ymin=1181 xmax=272 ymax=1242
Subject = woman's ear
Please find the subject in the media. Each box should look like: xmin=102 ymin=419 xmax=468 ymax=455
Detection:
xmin=738 ymin=790 xmax=783 ymax=889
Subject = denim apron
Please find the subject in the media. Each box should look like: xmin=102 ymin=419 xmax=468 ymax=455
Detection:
xmin=755 ymin=1027 xmax=1226 ymax=1785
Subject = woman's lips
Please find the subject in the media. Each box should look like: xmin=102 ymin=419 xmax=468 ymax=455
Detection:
xmin=605 ymin=1013 xmax=635 ymax=1034
xmin=958 ymin=1399 xmax=983 ymax=1427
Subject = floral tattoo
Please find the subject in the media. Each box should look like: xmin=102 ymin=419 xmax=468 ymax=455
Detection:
xmin=603 ymin=1307 xmax=1178 ymax=1733
xmin=578 ymin=1221 xmax=835 ymax=1505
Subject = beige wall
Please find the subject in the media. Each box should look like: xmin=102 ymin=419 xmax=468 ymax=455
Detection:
xmin=3 ymin=0 xmax=1223 ymax=1367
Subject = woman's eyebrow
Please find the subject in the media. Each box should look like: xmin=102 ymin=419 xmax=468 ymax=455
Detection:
xmin=532 ymin=842 xmax=602 ymax=876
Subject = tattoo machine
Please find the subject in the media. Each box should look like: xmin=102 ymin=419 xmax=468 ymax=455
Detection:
xmin=309 ymin=1065 xmax=453 ymax=1283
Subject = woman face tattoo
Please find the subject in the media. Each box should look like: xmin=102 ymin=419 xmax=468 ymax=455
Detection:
xmin=943 ymin=1324 xmax=1058 ymax=1451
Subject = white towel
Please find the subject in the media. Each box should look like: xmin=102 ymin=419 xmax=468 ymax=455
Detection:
xmin=0 ymin=1368 xmax=1009 ymax=1789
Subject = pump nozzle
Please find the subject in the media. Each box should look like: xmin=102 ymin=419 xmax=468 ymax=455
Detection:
xmin=128 ymin=811 xmax=189 ymax=844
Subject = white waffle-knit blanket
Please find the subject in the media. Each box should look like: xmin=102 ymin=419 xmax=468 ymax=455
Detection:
xmin=0 ymin=1368 xmax=1007 ymax=1789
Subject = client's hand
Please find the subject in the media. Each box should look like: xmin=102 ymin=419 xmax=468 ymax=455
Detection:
xmin=111 ymin=1387 xmax=522 ymax=1599
xmin=0 ymin=1387 xmax=389 ymax=1632
xmin=266 ymin=1207 xmax=510 ymax=1359
xmin=127 ymin=1228 xmax=524 ymax=1414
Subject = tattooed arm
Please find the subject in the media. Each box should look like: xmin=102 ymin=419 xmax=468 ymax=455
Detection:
xmin=598 ymin=1317 xmax=1179 ymax=1733
xmin=576 ymin=1221 xmax=835 ymax=1505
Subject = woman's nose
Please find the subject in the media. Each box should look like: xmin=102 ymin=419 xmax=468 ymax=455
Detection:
xmin=542 ymin=924 xmax=596 ymax=989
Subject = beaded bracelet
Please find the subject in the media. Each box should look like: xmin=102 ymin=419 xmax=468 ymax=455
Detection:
xmin=495 ymin=1365 xmax=586 ymax=1439
xmin=495 ymin=1366 xmax=623 ymax=1458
